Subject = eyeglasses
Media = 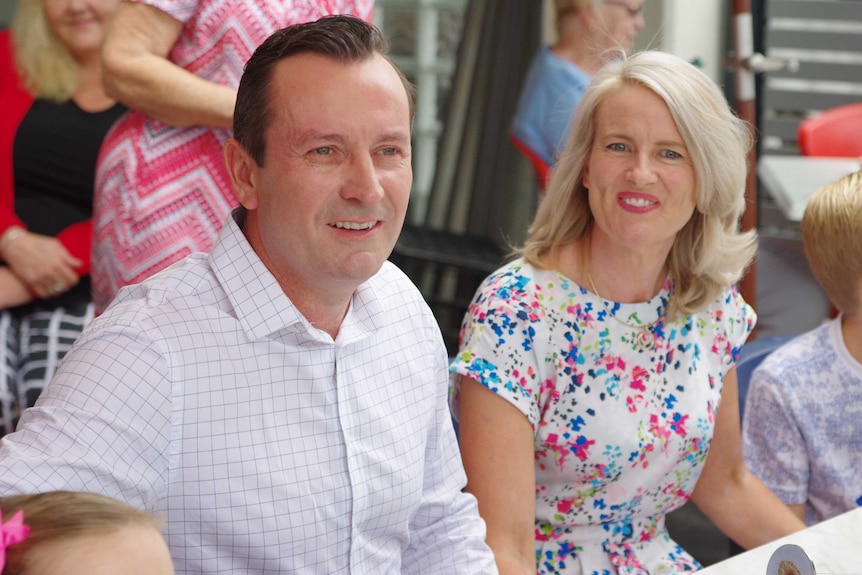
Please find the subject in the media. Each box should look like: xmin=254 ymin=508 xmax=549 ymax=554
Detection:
xmin=603 ymin=0 xmax=644 ymax=17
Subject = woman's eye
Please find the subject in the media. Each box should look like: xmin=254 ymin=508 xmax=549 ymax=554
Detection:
xmin=662 ymin=149 xmax=684 ymax=159
xmin=607 ymin=143 xmax=627 ymax=152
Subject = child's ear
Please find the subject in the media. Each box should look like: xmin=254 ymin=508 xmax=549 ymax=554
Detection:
xmin=224 ymin=139 xmax=259 ymax=210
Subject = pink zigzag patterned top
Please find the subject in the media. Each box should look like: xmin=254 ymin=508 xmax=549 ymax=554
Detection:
xmin=92 ymin=0 xmax=374 ymax=313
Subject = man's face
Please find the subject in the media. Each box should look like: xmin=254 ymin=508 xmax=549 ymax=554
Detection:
xmin=236 ymin=53 xmax=412 ymax=299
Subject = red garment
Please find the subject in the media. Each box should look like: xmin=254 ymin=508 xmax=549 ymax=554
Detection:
xmin=0 ymin=30 xmax=91 ymax=275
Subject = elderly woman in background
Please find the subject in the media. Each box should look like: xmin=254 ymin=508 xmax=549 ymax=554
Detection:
xmin=0 ymin=0 xmax=125 ymax=434
xmin=451 ymin=50 xmax=805 ymax=575
xmin=511 ymin=0 xmax=646 ymax=170
xmin=92 ymin=0 xmax=374 ymax=313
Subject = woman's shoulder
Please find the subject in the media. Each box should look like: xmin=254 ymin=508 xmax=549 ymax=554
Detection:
xmin=472 ymin=258 xmax=585 ymax=316
xmin=480 ymin=258 xmax=550 ymax=296
xmin=699 ymin=284 xmax=752 ymax=319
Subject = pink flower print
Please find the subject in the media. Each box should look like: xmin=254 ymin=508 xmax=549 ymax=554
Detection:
xmin=527 ymin=300 xmax=542 ymax=322
xmin=570 ymin=435 xmax=595 ymax=461
xmin=670 ymin=412 xmax=688 ymax=437
xmin=629 ymin=365 xmax=648 ymax=392
xmin=605 ymin=355 xmax=626 ymax=374
xmin=648 ymin=414 xmax=672 ymax=454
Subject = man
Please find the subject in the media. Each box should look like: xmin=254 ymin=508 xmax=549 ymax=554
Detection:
xmin=0 ymin=16 xmax=498 ymax=574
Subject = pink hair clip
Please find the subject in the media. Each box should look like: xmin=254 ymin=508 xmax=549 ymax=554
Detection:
xmin=0 ymin=509 xmax=30 ymax=570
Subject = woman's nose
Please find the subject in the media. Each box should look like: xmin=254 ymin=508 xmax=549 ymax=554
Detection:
xmin=626 ymin=154 xmax=658 ymax=186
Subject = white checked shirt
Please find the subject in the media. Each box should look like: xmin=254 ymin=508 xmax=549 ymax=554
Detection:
xmin=0 ymin=211 xmax=498 ymax=575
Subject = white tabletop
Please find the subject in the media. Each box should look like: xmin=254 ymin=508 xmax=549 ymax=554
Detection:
xmin=757 ymin=155 xmax=861 ymax=221
xmin=699 ymin=506 xmax=862 ymax=574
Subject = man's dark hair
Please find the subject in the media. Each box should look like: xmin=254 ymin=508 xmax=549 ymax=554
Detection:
xmin=233 ymin=15 xmax=416 ymax=166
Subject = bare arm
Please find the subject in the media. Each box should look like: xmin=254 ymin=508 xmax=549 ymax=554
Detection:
xmin=788 ymin=503 xmax=805 ymax=523
xmin=101 ymin=2 xmax=236 ymax=129
xmin=0 ymin=266 xmax=33 ymax=309
xmin=0 ymin=227 xmax=80 ymax=298
xmin=691 ymin=367 xmax=806 ymax=549
xmin=458 ymin=376 xmax=536 ymax=575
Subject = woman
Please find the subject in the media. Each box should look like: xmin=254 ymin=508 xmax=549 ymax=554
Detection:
xmin=452 ymin=50 xmax=805 ymax=575
xmin=0 ymin=0 xmax=125 ymax=434
xmin=92 ymin=0 xmax=374 ymax=312
xmin=511 ymin=0 xmax=645 ymax=169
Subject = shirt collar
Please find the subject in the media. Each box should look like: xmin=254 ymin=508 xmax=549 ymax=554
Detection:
xmin=209 ymin=209 xmax=385 ymax=344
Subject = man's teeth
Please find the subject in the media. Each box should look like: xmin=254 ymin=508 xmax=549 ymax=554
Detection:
xmin=623 ymin=198 xmax=652 ymax=208
xmin=333 ymin=221 xmax=377 ymax=230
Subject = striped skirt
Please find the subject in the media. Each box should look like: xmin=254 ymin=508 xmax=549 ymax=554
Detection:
xmin=0 ymin=299 xmax=94 ymax=436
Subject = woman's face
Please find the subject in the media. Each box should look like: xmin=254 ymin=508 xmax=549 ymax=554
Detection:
xmin=595 ymin=0 xmax=646 ymax=53
xmin=584 ymin=83 xmax=697 ymax=258
xmin=43 ymin=0 xmax=118 ymax=60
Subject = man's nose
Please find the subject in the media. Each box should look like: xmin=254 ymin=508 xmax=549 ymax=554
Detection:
xmin=342 ymin=154 xmax=385 ymax=202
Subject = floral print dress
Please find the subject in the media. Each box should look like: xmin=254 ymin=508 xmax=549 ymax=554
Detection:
xmin=450 ymin=259 xmax=755 ymax=575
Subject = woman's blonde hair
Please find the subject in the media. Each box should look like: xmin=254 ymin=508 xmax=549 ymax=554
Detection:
xmin=801 ymin=169 xmax=862 ymax=315
xmin=11 ymin=0 xmax=80 ymax=101
xmin=521 ymin=50 xmax=757 ymax=319
xmin=0 ymin=491 xmax=162 ymax=575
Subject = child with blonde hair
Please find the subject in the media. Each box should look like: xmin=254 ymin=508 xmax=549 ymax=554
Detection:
xmin=0 ymin=491 xmax=173 ymax=575
xmin=744 ymin=169 xmax=862 ymax=525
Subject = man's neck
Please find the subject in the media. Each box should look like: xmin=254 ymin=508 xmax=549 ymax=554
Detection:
xmin=284 ymin=286 xmax=352 ymax=340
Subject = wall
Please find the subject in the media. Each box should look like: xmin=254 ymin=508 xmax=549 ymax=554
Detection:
xmin=654 ymin=0 xmax=724 ymax=83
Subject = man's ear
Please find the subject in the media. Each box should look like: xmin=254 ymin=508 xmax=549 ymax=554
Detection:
xmin=224 ymin=138 xmax=259 ymax=210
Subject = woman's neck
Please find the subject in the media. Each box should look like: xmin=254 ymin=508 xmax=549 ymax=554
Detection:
xmin=71 ymin=54 xmax=116 ymax=112
xmin=553 ymin=237 xmax=670 ymax=303
xmin=551 ymin=36 xmax=605 ymax=75
xmin=551 ymin=12 xmax=608 ymax=75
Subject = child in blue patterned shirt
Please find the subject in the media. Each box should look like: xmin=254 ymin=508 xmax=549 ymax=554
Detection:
xmin=743 ymin=169 xmax=862 ymax=525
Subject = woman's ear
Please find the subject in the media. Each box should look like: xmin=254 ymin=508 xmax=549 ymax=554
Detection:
xmin=223 ymin=138 xmax=259 ymax=210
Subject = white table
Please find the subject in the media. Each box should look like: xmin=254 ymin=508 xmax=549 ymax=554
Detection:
xmin=700 ymin=507 xmax=862 ymax=574
xmin=757 ymin=155 xmax=861 ymax=221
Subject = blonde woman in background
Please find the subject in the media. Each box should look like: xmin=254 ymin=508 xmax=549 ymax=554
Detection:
xmin=0 ymin=0 xmax=125 ymax=434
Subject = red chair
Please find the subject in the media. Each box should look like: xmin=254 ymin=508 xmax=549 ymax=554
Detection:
xmin=510 ymin=133 xmax=551 ymax=192
xmin=797 ymin=102 xmax=862 ymax=157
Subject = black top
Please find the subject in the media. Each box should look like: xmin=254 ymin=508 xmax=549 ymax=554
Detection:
xmin=11 ymin=97 xmax=126 ymax=309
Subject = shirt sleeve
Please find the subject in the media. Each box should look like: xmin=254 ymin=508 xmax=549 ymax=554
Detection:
xmin=0 ymin=317 xmax=172 ymax=512
xmin=449 ymin=268 xmax=543 ymax=430
xmin=403 ymin=338 xmax=499 ymax=574
xmin=742 ymin=362 xmax=809 ymax=505
xmin=724 ymin=285 xmax=757 ymax=366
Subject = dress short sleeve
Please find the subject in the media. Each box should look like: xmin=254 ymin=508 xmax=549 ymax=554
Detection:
xmin=721 ymin=285 xmax=757 ymax=367
xmin=450 ymin=261 xmax=544 ymax=429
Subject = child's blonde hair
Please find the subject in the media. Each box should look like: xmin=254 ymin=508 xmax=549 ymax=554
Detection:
xmin=801 ymin=169 xmax=862 ymax=315
xmin=0 ymin=491 xmax=162 ymax=575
